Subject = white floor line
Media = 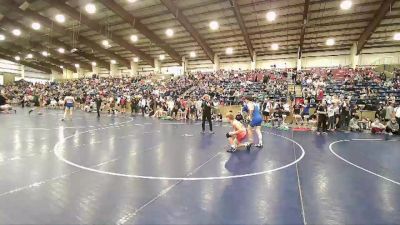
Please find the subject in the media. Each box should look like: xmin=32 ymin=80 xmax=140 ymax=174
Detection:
xmin=0 ymin=157 xmax=118 ymax=198
xmin=54 ymin=131 xmax=306 ymax=181
xmin=351 ymin=138 xmax=383 ymax=141
xmin=0 ymin=143 xmax=161 ymax=198
xmin=329 ymin=140 xmax=400 ymax=186
xmin=292 ymin=132 xmax=307 ymax=225
xmin=117 ymin=152 xmax=222 ymax=225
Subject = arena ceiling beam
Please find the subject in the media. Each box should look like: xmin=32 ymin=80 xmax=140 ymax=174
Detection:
xmin=1 ymin=42 xmax=77 ymax=72
xmin=160 ymin=0 xmax=215 ymax=63
xmin=228 ymin=0 xmax=255 ymax=61
xmin=98 ymin=0 xmax=182 ymax=66
xmin=42 ymin=0 xmax=155 ymax=67
xmin=0 ymin=18 xmax=92 ymax=71
xmin=0 ymin=17 xmax=109 ymax=70
xmin=356 ymin=0 xmax=396 ymax=54
xmin=298 ymin=0 xmax=310 ymax=59
xmin=0 ymin=0 xmax=123 ymax=69
xmin=0 ymin=48 xmax=60 ymax=74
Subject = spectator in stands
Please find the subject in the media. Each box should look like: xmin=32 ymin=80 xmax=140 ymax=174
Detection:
xmin=316 ymin=101 xmax=328 ymax=135
xmin=339 ymin=104 xmax=350 ymax=130
xmin=395 ymin=104 xmax=400 ymax=125
xmin=301 ymin=102 xmax=311 ymax=123
xmin=375 ymin=105 xmax=385 ymax=121
xmin=0 ymin=90 xmax=16 ymax=114
xmin=327 ymin=103 xmax=336 ymax=131
xmin=349 ymin=115 xmax=361 ymax=132
xmin=261 ymin=99 xmax=271 ymax=122
xmin=371 ymin=118 xmax=386 ymax=134
xmin=385 ymin=103 xmax=394 ymax=122
xmin=292 ymin=102 xmax=303 ymax=126
xmin=385 ymin=117 xmax=399 ymax=135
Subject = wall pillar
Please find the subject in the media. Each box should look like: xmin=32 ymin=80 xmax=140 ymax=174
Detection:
xmin=213 ymin=54 xmax=220 ymax=71
xmin=350 ymin=42 xmax=359 ymax=69
xmin=50 ymin=69 xmax=62 ymax=81
xmin=296 ymin=58 xmax=302 ymax=71
xmin=154 ymin=59 xmax=161 ymax=74
xmin=251 ymin=52 xmax=257 ymax=70
xmin=110 ymin=63 xmax=118 ymax=77
xmin=63 ymin=69 xmax=73 ymax=79
xmin=181 ymin=56 xmax=188 ymax=75
xmin=92 ymin=64 xmax=99 ymax=75
xmin=21 ymin=65 xmax=25 ymax=79
xmin=131 ymin=61 xmax=138 ymax=76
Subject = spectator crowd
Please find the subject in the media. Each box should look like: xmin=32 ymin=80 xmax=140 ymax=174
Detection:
xmin=1 ymin=67 xmax=399 ymax=135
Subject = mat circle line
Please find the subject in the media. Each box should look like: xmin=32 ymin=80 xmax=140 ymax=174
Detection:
xmin=54 ymin=122 xmax=306 ymax=180
xmin=329 ymin=139 xmax=400 ymax=186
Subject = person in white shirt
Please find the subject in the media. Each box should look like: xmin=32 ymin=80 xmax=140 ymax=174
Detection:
xmin=167 ymin=98 xmax=174 ymax=116
xmin=371 ymin=119 xmax=386 ymax=134
xmin=394 ymin=104 xmax=400 ymax=125
xmin=282 ymin=102 xmax=290 ymax=124
xmin=327 ymin=103 xmax=336 ymax=131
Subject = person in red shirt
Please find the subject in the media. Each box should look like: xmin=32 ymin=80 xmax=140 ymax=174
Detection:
xmin=317 ymin=88 xmax=324 ymax=103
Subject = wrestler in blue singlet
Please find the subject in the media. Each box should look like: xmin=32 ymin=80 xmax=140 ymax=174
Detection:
xmin=249 ymin=103 xmax=263 ymax=127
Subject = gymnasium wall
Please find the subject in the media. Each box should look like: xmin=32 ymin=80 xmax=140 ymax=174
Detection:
xmin=1 ymin=46 xmax=399 ymax=81
xmin=0 ymin=59 xmax=50 ymax=84
xmin=179 ymin=46 xmax=400 ymax=72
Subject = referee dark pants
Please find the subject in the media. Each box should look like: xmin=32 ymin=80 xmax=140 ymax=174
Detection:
xmin=96 ymin=105 xmax=101 ymax=117
xmin=317 ymin=115 xmax=327 ymax=132
xmin=202 ymin=112 xmax=213 ymax=132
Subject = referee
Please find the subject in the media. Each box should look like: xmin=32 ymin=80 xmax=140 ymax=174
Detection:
xmin=201 ymin=94 xmax=214 ymax=134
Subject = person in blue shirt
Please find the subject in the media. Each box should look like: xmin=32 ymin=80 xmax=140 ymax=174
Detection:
xmin=244 ymin=96 xmax=263 ymax=148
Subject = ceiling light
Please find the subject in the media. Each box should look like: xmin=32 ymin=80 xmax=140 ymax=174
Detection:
xmin=85 ymin=3 xmax=96 ymax=14
xmin=58 ymin=48 xmax=65 ymax=54
xmin=326 ymin=38 xmax=335 ymax=46
xmin=12 ymin=29 xmax=21 ymax=36
xmin=133 ymin=57 xmax=139 ymax=62
xmin=393 ymin=32 xmax=400 ymax=41
xmin=26 ymin=53 xmax=33 ymax=59
xmin=31 ymin=22 xmax=41 ymax=30
xmin=70 ymin=48 xmax=78 ymax=53
xmin=130 ymin=34 xmax=138 ymax=42
xmin=91 ymin=61 xmax=97 ymax=66
xmin=60 ymin=65 xmax=64 ymax=69
xmin=271 ymin=43 xmax=279 ymax=50
xmin=0 ymin=34 xmax=5 ymax=41
xmin=226 ymin=47 xmax=233 ymax=55
xmin=159 ymin=55 xmax=165 ymax=60
xmin=266 ymin=11 xmax=277 ymax=22
xmin=127 ymin=0 xmax=137 ymax=2
xmin=165 ymin=29 xmax=174 ymax=37
xmin=340 ymin=0 xmax=352 ymax=10
xmin=111 ymin=59 xmax=117 ymax=64
xmin=102 ymin=40 xmax=110 ymax=47
xmin=55 ymin=14 xmax=65 ymax=23
xmin=15 ymin=56 xmax=21 ymax=61
xmin=75 ymin=63 xmax=80 ymax=68
xmin=41 ymin=51 xmax=48 ymax=57
xmin=190 ymin=51 xmax=196 ymax=58
xmin=209 ymin=21 xmax=219 ymax=30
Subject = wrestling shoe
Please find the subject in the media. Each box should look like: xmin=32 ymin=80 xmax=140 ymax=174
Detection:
xmin=254 ymin=144 xmax=263 ymax=148
xmin=227 ymin=147 xmax=236 ymax=153
xmin=245 ymin=143 xmax=252 ymax=151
